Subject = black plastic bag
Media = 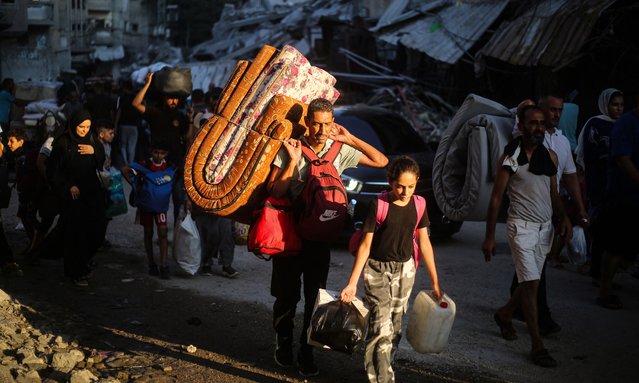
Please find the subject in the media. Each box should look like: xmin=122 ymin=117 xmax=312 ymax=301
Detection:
xmin=153 ymin=67 xmax=192 ymax=98
xmin=309 ymin=300 xmax=366 ymax=354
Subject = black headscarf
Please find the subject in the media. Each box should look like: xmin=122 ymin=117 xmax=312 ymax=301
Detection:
xmin=68 ymin=109 xmax=93 ymax=144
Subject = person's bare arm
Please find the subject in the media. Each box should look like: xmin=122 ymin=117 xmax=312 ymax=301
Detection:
xmin=330 ymin=123 xmax=388 ymax=168
xmin=132 ymin=72 xmax=153 ymax=114
xmin=549 ymin=151 xmax=572 ymax=239
xmin=563 ymin=172 xmax=587 ymax=220
xmin=417 ymin=226 xmax=441 ymax=299
xmin=266 ymin=139 xmax=302 ymax=199
xmin=185 ymin=107 xmax=195 ymax=144
xmin=482 ymin=155 xmax=510 ymax=262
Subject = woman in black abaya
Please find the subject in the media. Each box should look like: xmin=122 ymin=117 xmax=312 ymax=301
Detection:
xmin=48 ymin=109 xmax=106 ymax=286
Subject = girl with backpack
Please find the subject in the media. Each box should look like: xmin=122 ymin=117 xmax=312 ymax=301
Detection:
xmin=340 ymin=155 xmax=443 ymax=383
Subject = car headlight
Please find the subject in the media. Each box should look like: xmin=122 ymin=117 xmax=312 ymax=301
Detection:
xmin=341 ymin=174 xmax=363 ymax=193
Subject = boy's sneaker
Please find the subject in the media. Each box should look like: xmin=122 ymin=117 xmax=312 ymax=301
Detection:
xmin=159 ymin=266 xmax=170 ymax=280
xmin=274 ymin=335 xmax=295 ymax=368
xmin=148 ymin=262 xmax=160 ymax=276
xmin=222 ymin=265 xmax=239 ymax=278
xmin=199 ymin=265 xmax=213 ymax=276
xmin=298 ymin=350 xmax=319 ymax=377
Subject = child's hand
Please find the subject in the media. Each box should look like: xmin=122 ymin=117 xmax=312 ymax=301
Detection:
xmin=432 ymin=285 xmax=443 ymax=301
xmin=340 ymin=285 xmax=357 ymax=303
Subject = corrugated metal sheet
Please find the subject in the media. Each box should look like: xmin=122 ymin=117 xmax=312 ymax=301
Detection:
xmin=481 ymin=0 xmax=616 ymax=67
xmin=376 ymin=0 xmax=509 ymax=64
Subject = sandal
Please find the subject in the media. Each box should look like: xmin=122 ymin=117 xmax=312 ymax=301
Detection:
xmin=531 ymin=348 xmax=557 ymax=368
xmin=494 ymin=312 xmax=517 ymax=340
xmin=596 ymin=295 xmax=623 ymax=310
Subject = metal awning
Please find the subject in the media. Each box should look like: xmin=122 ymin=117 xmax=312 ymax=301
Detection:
xmin=481 ymin=0 xmax=616 ymax=68
xmin=374 ymin=0 xmax=509 ymax=65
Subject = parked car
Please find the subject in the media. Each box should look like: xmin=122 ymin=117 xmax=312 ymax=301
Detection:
xmin=335 ymin=105 xmax=463 ymax=240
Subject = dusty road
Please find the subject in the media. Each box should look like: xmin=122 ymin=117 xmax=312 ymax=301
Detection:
xmin=1 ymin=188 xmax=637 ymax=382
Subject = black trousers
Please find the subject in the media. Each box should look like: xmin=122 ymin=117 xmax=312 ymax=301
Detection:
xmin=61 ymin=194 xmax=106 ymax=279
xmin=271 ymin=240 xmax=330 ymax=353
xmin=0 ymin=213 xmax=15 ymax=267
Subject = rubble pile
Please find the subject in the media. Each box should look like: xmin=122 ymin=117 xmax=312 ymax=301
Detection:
xmin=0 ymin=289 xmax=176 ymax=383
xmin=367 ymin=85 xmax=456 ymax=144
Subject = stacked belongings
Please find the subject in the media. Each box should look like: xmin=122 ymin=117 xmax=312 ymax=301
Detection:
xmin=432 ymin=94 xmax=515 ymax=222
xmin=184 ymin=45 xmax=340 ymax=223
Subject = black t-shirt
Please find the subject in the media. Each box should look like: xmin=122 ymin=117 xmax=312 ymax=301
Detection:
xmin=143 ymin=105 xmax=189 ymax=164
xmin=362 ymin=197 xmax=430 ymax=262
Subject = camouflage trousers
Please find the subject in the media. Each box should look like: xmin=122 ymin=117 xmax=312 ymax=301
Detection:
xmin=363 ymin=258 xmax=416 ymax=383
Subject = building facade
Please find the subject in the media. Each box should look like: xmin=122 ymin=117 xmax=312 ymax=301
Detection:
xmin=0 ymin=0 xmax=165 ymax=81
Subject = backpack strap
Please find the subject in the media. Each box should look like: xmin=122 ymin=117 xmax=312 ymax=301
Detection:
xmin=300 ymin=140 xmax=343 ymax=164
xmin=129 ymin=161 xmax=150 ymax=175
xmin=376 ymin=191 xmax=389 ymax=227
xmin=413 ymin=195 xmax=426 ymax=231
xmin=412 ymin=195 xmax=427 ymax=267
xmin=323 ymin=141 xmax=342 ymax=162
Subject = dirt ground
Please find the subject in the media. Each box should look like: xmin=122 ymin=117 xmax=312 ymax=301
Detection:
xmin=0 ymin=236 xmax=485 ymax=383
xmin=1 ymin=186 xmax=638 ymax=382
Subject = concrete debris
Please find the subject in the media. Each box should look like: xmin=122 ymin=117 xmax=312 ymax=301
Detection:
xmin=0 ymin=288 xmax=175 ymax=382
xmin=367 ymin=86 xmax=454 ymax=144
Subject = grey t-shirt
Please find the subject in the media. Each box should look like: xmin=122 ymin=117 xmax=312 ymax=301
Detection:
xmin=272 ymin=138 xmax=361 ymax=200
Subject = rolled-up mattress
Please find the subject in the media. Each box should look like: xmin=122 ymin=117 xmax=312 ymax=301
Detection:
xmin=432 ymin=94 xmax=514 ymax=222
xmin=184 ymin=45 xmax=339 ymax=224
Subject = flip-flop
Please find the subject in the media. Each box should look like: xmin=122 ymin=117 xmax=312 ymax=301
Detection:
xmin=531 ymin=348 xmax=557 ymax=368
xmin=596 ymin=295 xmax=623 ymax=310
xmin=494 ymin=312 xmax=517 ymax=340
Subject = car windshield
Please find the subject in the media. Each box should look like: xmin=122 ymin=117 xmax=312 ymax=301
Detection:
xmin=335 ymin=109 xmax=428 ymax=154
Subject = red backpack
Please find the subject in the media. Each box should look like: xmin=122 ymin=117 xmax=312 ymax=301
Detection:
xmin=348 ymin=192 xmax=427 ymax=267
xmin=296 ymin=141 xmax=348 ymax=242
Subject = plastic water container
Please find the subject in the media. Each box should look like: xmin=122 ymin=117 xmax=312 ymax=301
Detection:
xmin=406 ymin=290 xmax=456 ymax=353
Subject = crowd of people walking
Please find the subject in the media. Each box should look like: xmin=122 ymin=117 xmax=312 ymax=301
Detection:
xmin=1 ymin=71 xmax=637 ymax=382
xmin=0 ymin=75 xmax=239 ymax=286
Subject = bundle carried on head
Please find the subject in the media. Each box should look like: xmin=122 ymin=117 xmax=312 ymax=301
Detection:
xmin=184 ymin=45 xmax=340 ymax=223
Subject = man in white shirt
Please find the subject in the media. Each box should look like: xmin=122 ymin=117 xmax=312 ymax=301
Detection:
xmin=510 ymin=94 xmax=588 ymax=335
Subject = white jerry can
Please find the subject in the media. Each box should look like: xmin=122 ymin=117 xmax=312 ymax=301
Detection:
xmin=406 ymin=290 xmax=456 ymax=353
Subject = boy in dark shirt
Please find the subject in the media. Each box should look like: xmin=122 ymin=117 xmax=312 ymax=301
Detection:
xmin=7 ymin=128 xmax=42 ymax=251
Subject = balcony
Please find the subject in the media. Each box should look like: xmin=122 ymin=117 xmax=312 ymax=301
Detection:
xmin=27 ymin=1 xmax=54 ymax=26
xmin=93 ymin=29 xmax=113 ymax=45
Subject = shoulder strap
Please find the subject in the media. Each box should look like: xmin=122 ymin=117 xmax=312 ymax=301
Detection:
xmin=300 ymin=141 xmax=343 ymax=163
xmin=129 ymin=162 xmax=150 ymax=175
xmin=376 ymin=191 xmax=389 ymax=226
xmin=413 ymin=195 xmax=426 ymax=231
xmin=323 ymin=141 xmax=342 ymax=162
xmin=300 ymin=143 xmax=319 ymax=162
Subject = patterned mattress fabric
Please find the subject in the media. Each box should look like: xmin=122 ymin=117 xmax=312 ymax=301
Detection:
xmin=184 ymin=45 xmax=339 ymax=223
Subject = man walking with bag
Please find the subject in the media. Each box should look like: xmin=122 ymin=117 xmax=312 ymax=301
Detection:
xmin=266 ymin=98 xmax=387 ymax=376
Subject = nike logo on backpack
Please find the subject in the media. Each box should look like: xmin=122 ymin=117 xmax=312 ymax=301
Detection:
xmin=319 ymin=210 xmax=340 ymax=222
